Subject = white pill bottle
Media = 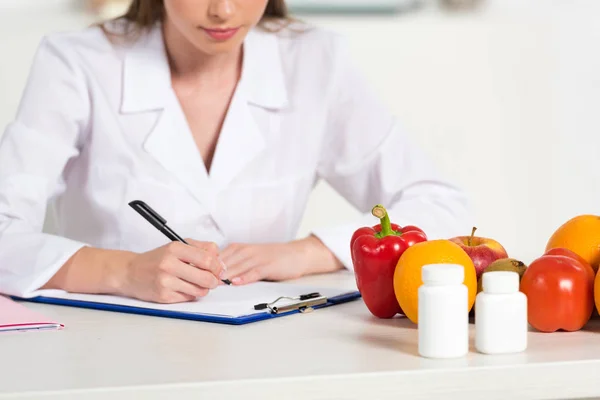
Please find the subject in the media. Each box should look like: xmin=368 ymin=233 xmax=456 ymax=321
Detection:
xmin=418 ymin=264 xmax=469 ymax=359
xmin=475 ymin=271 xmax=527 ymax=354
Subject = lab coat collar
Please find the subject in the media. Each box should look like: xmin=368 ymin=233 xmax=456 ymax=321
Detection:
xmin=121 ymin=25 xmax=171 ymax=113
xmin=240 ymin=27 xmax=289 ymax=110
xmin=121 ymin=23 xmax=289 ymax=113
xmin=122 ymin=23 xmax=288 ymax=208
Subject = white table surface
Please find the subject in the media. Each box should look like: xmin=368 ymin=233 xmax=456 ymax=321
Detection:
xmin=2 ymin=271 xmax=600 ymax=400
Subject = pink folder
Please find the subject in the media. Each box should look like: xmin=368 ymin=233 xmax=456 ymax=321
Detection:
xmin=0 ymin=295 xmax=63 ymax=332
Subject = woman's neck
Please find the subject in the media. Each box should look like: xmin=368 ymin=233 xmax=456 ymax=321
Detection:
xmin=162 ymin=20 xmax=242 ymax=85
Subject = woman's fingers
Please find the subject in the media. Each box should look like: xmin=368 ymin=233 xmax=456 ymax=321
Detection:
xmin=220 ymin=243 xmax=254 ymax=268
xmin=185 ymin=239 xmax=229 ymax=279
xmin=167 ymin=274 xmax=210 ymax=298
xmin=154 ymin=273 xmax=205 ymax=303
xmin=231 ymin=266 xmax=267 ymax=285
xmin=157 ymin=292 xmax=196 ymax=304
xmin=171 ymin=261 xmax=221 ymax=289
xmin=167 ymin=241 xmax=223 ymax=277
xmin=186 ymin=240 xmax=219 ymax=254
xmin=219 ymin=243 xmax=240 ymax=259
xmin=224 ymin=257 xmax=262 ymax=281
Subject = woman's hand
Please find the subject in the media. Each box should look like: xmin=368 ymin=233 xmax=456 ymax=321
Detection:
xmin=118 ymin=240 xmax=225 ymax=303
xmin=45 ymin=240 xmax=225 ymax=304
xmin=220 ymin=236 xmax=344 ymax=285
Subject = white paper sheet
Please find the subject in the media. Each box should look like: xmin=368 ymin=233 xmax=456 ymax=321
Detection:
xmin=32 ymin=282 xmax=356 ymax=318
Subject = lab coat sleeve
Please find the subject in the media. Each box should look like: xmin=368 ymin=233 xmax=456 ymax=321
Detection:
xmin=312 ymin=35 xmax=475 ymax=271
xmin=0 ymin=37 xmax=90 ymax=297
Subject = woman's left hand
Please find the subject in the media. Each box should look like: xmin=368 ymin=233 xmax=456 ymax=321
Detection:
xmin=220 ymin=236 xmax=344 ymax=285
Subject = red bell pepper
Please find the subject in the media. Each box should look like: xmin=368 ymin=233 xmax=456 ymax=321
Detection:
xmin=520 ymin=248 xmax=595 ymax=333
xmin=351 ymin=205 xmax=427 ymax=318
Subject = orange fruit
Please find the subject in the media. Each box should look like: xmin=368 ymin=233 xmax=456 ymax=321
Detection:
xmin=546 ymin=215 xmax=600 ymax=273
xmin=595 ymin=270 xmax=600 ymax=315
xmin=393 ymin=239 xmax=476 ymax=324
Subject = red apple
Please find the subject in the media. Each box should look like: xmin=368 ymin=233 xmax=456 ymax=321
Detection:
xmin=449 ymin=227 xmax=508 ymax=279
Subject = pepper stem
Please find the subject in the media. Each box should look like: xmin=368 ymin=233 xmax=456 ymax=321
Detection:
xmin=372 ymin=205 xmax=394 ymax=237
xmin=468 ymin=227 xmax=477 ymax=246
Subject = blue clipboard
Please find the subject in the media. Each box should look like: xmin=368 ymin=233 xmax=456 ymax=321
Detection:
xmin=17 ymin=291 xmax=361 ymax=325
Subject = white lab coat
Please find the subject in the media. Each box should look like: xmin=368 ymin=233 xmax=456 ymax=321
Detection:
xmin=0 ymin=20 xmax=473 ymax=297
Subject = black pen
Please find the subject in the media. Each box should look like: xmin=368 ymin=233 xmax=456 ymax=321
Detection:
xmin=128 ymin=200 xmax=232 ymax=285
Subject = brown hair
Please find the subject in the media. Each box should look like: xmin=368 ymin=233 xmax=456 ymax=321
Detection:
xmin=118 ymin=0 xmax=290 ymax=32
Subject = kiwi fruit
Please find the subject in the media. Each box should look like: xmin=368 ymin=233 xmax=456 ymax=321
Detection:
xmin=477 ymin=258 xmax=528 ymax=293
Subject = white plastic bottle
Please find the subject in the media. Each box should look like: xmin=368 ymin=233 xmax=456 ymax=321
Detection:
xmin=475 ymin=271 xmax=527 ymax=355
xmin=418 ymin=264 xmax=469 ymax=359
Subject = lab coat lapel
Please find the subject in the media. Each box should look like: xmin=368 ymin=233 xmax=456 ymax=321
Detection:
xmin=120 ymin=23 xmax=210 ymax=206
xmin=144 ymin=105 xmax=210 ymax=204
xmin=208 ymin=28 xmax=289 ymax=189
xmin=207 ymin=87 xmax=264 ymax=189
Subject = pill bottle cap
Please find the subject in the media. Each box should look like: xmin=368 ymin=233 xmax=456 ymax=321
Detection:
xmin=421 ymin=264 xmax=464 ymax=285
xmin=482 ymin=271 xmax=520 ymax=294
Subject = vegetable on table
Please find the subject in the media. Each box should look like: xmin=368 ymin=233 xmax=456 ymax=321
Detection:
xmin=350 ymin=205 xmax=427 ymax=318
xmin=520 ymin=248 xmax=595 ymax=333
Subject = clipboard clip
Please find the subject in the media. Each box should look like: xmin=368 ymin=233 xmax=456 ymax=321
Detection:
xmin=253 ymin=292 xmax=327 ymax=314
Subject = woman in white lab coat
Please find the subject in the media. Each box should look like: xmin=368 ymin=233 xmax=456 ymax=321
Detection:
xmin=0 ymin=0 xmax=472 ymax=303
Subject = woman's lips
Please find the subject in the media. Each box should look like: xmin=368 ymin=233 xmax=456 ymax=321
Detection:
xmin=201 ymin=27 xmax=240 ymax=41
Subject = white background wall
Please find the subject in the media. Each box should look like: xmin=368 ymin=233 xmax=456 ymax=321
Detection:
xmin=2 ymin=0 xmax=600 ymax=264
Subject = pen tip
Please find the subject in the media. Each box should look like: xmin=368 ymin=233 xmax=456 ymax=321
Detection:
xmin=222 ymin=279 xmax=232 ymax=285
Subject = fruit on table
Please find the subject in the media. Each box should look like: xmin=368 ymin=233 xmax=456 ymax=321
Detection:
xmin=546 ymin=215 xmax=600 ymax=272
xmin=545 ymin=247 xmax=595 ymax=283
xmin=546 ymin=248 xmax=598 ymax=316
xmin=351 ymin=205 xmax=427 ymax=319
xmin=393 ymin=239 xmax=477 ymax=324
xmin=520 ymin=250 xmax=595 ymax=333
xmin=595 ymin=269 xmax=600 ymax=315
xmin=476 ymin=258 xmax=527 ymax=293
xmin=449 ymin=227 xmax=508 ymax=279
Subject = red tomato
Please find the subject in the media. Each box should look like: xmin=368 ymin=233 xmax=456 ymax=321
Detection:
xmin=544 ymin=247 xmax=595 ymax=285
xmin=520 ymin=252 xmax=594 ymax=333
